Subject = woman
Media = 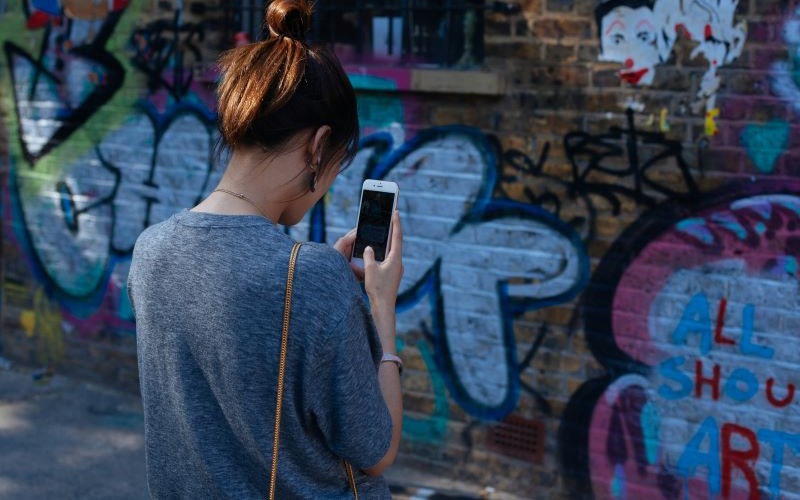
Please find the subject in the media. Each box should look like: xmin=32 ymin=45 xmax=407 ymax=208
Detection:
xmin=127 ymin=0 xmax=403 ymax=497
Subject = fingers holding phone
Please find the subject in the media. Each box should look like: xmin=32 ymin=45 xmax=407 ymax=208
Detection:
xmin=351 ymin=180 xmax=398 ymax=268
xmin=349 ymin=179 xmax=403 ymax=308
xmin=334 ymin=228 xmax=365 ymax=281
xmin=363 ymin=210 xmax=404 ymax=307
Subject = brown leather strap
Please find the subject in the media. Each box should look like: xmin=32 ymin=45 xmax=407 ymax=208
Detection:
xmin=269 ymin=243 xmax=358 ymax=499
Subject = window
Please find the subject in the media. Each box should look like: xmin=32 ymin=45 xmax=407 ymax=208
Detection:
xmin=226 ymin=0 xmax=488 ymax=68
xmin=310 ymin=0 xmax=485 ymax=67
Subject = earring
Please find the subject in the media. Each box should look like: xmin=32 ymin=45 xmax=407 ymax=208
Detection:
xmin=308 ymin=161 xmax=318 ymax=192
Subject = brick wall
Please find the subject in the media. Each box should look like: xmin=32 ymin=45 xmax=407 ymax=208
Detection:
xmin=2 ymin=1 xmax=800 ymax=498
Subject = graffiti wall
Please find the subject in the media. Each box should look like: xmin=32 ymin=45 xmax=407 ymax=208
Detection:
xmin=0 ymin=0 xmax=220 ymax=386
xmin=596 ymin=0 xmax=746 ymax=113
xmin=2 ymin=0 xmax=800 ymax=497
xmin=561 ymin=187 xmax=800 ymax=499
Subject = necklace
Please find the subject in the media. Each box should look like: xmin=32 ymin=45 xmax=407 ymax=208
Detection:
xmin=212 ymin=188 xmax=272 ymax=221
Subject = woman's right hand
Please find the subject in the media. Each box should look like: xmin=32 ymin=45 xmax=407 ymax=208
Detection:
xmin=363 ymin=211 xmax=404 ymax=319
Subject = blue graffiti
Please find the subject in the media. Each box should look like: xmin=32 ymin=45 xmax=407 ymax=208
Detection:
xmin=758 ymin=430 xmax=800 ymax=499
xmin=296 ymin=125 xmax=589 ymax=420
xmin=741 ymin=120 xmax=790 ymax=174
xmin=7 ymin=100 xmax=218 ymax=321
xmin=676 ymin=416 xmax=722 ymax=496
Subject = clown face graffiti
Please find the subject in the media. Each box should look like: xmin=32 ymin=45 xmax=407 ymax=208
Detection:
xmin=597 ymin=2 xmax=660 ymax=86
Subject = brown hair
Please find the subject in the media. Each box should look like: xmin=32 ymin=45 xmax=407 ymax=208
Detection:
xmin=216 ymin=0 xmax=359 ymax=175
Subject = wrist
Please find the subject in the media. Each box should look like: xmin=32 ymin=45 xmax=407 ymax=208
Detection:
xmin=380 ymin=352 xmax=403 ymax=375
xmin=377 ymin=330 xmax=397 ymax=354
xmin=369 ymin=299 xmax=397 ymax=352
xmin=368 ymin=294 xmax=396 ymax=314
xmin=380 ymin=346 xmax=398 ymax=356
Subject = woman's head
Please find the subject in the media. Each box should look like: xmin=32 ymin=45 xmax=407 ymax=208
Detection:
xmin=216 ymin=0 xmax=359 ymax=183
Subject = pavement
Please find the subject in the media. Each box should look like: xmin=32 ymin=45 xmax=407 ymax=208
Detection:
xmin=0 ymin=360 xmax=503 ymax=499
xmin=0 ymin=362 xmax=147 ymax=499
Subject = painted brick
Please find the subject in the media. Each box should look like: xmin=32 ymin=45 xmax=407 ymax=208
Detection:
xmin=4 ymin=1 xmax=800 ymax=498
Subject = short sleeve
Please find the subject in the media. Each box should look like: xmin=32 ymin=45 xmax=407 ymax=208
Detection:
xmin=309 ymin=296 xmax=393 ymax=470
xmin=126 ymin=269 xmax=136 ymax=315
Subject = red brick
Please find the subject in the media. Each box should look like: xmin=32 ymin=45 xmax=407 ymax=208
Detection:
xmin=533 ymin=18 xmax=592 ymax=39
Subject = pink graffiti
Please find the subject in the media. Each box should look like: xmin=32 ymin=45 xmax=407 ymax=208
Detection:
xmin=588 ymin=193 xmax=800 ymax=499
xmin=612 ymin=196 xmax=800 ymax=366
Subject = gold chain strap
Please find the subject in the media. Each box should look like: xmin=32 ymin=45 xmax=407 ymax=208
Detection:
xmin=269 ymin=242 xmax=359 ymax=499
xmin=344 ymin=461 xmax=359 ymax=500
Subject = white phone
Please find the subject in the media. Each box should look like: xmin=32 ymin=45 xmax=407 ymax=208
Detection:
xmin=351 ymin=179 xmax=399 ymax=267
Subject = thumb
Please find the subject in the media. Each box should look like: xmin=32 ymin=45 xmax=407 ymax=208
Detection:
xmin=363 ymin=246 xmax=375 ymax=267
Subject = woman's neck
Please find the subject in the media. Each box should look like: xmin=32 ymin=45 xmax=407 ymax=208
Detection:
xmin=196 ymin=146 xmax=314 ymax=224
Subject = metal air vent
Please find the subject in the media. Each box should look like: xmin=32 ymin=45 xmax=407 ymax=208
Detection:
xmin=486 ymin=414 xmax=545 ymax=464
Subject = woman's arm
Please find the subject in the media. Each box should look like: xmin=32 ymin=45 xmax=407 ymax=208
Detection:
xmin=362 ymin=211 xmax=404 ymax=475
xmin=333 ymin=211 xmax=404 ymax=475
xmin=363 ymin=302 xmax=402 ymax=476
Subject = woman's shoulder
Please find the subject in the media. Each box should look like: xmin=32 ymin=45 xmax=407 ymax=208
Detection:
xmin=131 ymin=217 xmax=176 ymax=257
xmin=294 ymin=242 xmax=363 ymax=303
xmin=292 ymin=242 xmax=372 ymax=346
xmin=295 ymin=242 xmax=356 ymax=283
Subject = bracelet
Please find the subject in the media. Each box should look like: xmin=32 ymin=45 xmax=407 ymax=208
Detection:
xmin=380 ymin=352 xmax=403 ymax=375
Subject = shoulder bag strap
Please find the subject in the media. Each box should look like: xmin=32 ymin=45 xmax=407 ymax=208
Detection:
xmin=269 ymin=242 xmax=359 ymax=500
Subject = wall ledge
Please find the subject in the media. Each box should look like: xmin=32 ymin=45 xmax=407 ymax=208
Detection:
xmin=345 ymin=66 xmax=507 ymax=96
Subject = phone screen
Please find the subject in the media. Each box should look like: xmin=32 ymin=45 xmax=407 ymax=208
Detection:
xmin=353 ymin=190 xmax=396 ymax=261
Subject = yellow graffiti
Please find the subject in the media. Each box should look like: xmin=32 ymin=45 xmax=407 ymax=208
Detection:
xmin=705 ymin=108 xmax=720 ymax=137
xmin=20 ymin=311 xmax=35 ymax=337
xmin=659 ymin=108 xmax=671 ymax=133
xmin=19 ymin=288 xmax=65 ymax=366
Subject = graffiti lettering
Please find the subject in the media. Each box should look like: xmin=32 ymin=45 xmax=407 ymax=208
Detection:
xmin=670 ymin=293 xmax=774 ymax=359
xmin=4 ymin=6 xmax=127 ymax=163
xmin=562 ymin=187 xmax=800 ymax=499
xmin=129 ymin=2 xmax=206 ymax=101
xmin=676 ymin=417 xmax=797 ymax=500
xmin=504 ymin=108 xmax=700 ymax=243
xmin=659 ymin=356 xmax=795 ymax=408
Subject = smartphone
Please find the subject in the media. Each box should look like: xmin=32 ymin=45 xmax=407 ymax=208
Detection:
xmin=351 ymin=179 xmax=399 ymax=267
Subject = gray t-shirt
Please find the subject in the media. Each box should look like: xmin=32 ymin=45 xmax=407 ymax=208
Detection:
xmin=128 ymin=210 xmax=392 ymax=499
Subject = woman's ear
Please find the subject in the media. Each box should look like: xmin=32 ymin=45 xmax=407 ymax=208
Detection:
xmin=310 ymin=125 xmax=332 ymax=165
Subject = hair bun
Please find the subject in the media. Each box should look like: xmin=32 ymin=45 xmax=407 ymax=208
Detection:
xmin=265 ymin=0 xmax=313 ymax=42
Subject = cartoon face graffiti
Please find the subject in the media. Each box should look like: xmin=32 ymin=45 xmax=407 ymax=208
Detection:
xmin=597 ymin=1 xmax=660 ymax=85
xmin=595 ymin=0 xmax=746 ymax=114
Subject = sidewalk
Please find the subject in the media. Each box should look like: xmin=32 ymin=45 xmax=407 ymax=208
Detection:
xmin=0 ymin=363 xmax=146 ymax=499
xmin=0 ymin=361 xmax=501 ymax=499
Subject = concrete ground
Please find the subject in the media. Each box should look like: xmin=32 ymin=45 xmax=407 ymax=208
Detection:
xmin=0 ymin=364 xmax=147 ymax=499
xmin=0 ymin=362 xmax=507 ymax=499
